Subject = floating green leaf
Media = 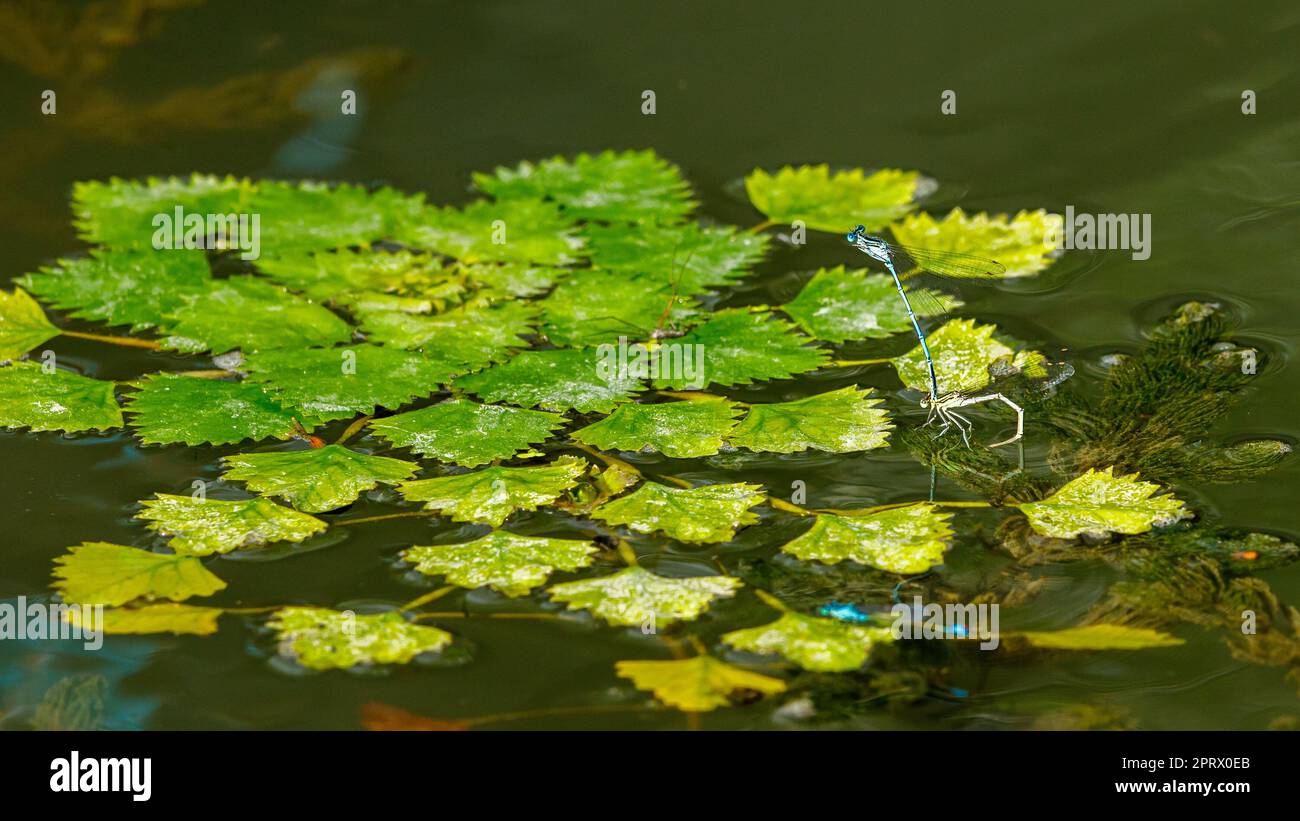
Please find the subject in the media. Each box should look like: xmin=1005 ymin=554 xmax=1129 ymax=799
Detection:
xmin=358 ymin=300 xmax=537 ymax=373
xmin=136 ymin=493 xmax=327 ymax=556
xmin=222 ymin=445 xmax=417 ymax=512
xmin=72 ymin=174 xmax=255 ymax=247
xmin=461 ymin=261 xmax=566 ymax=299
xmin=399 ymin=198 xmax=583 ymax=265
xmin=781 ymin=504 xmax=954 ymax=573
xmin=255 ymin=248 xmax=442 ymax=303
xmin=781 ymin=266 xmax=957 ymax=343
xmin=1016 ymin=467 xmax=1189 ymax=539
xmin=125 ymin=373 xmax=305 ymax=446
xmin=269 ymin=607 xmax=451 ymax=670
xmin=539 ymin=269 xmax=698 ymax=347
xmin=614 ymin=656 xmax=784 ymax=712
xmin=19 ymin=250 xmax=211 ymax=333
xmin=583 ymin=221 xmax=767 ymax=294
xmin=0 ymin=362 xmax=123 ymax=432
xmin=746 ymin=165 xmax=919 ymax=233
xmin=403 ymin=531 xmax=598 ymax=597
xmin=728 ymin=386 xmax=892 ymax=454
xmin=399 ymin=456 xmax=587 ymax=526
xmin=548 ymin=566 xmax=741 ymax=626
xmin=891 ymin=318 xmax=1039 ymax=394
xmin=573 ymin=397 xmax=741 ymax=458
xmin=0 ymin=288 xmax=59 ymax=362
xmin=369 ymin=399 xmax=565 ymax=466
xmin=1015 ymin=624 xmax=1185 ymax=650
xmin=722 ymin=611 xmax=893 ymax=672
xmin=249 ymin=181 xmax=418 ymax=252
xmin=455 ymin=348 xmax=644 ymax=413
xmin=592 ymin=482 xmax=764 ymax=543
xmin=242 ymin=344 xmax=448 ymax=421
xmin=161 ymin=276 xmax=353 ymax=355
xmin=651 ymin=308 xmax=828 ymax=390
xmin=67 ymin=603 xmax=225 ymax=636
xmin=888 ymin=208 xmax=1062 ymax=278
xmin=52 ymin=541 xmax=226 ymax=606
xmin=474 ymin=149 xmax=694 ymax=223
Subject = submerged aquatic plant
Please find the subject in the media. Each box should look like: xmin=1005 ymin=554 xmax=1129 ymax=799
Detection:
xmin=1 ymin=149 xmax=1294 ymax=728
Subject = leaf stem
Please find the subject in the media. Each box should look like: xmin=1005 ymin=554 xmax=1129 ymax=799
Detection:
xmin=173 ymin=369 xmax=231 ymax=379
xmin=747 ymin=219 xmax=777 ymax=234
xmin=61 ymin=329 xmax=161 ymax=350
xmin=333 ymin=510 xmax=439 ymax=526
xmin=767 ymin=496 xmax=813 ymax=516
xmin=815 ymin=500 xmax=993 ymax=515
xmin=399 ymin=585 xmax=456 ymax=612
xmin=831 ymin=357 xmax=893 ymax=367
xmin=752 ymin=589 xmax=788 ymax=612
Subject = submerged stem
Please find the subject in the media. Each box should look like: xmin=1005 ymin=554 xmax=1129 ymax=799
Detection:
xmin=399 ymin=585 xmax=456 ymax=612
xmin=334 ymin=510 xmax=439 ymax=526
xmin=61 ymin=329 xmax=161 ymax=350
xmin=335 ymin=415 xmax=372 ymax=446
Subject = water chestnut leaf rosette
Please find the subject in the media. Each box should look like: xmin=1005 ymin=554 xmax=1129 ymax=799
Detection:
xmin=12 ymin=154 xmax=1277 ymax=718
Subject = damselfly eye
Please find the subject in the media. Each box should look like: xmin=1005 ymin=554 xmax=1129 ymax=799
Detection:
xmin=855 ymin=224 xmax=865 ymax=233
xmin=845 ymin=232 xmax=858 ymax=243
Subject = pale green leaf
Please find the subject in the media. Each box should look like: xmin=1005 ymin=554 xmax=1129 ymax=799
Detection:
xmin=728 ymin=386 xmax=892 ymax=454
xmin=781 ymin=266 xmax=957 ymax=343
xmin=269 ymin=607 xmax=451 ymax=670
xmin=136 ymin=493 xmax=327 ymax=556
xmin=0 ymin=362 xmax=123 ymax=432
xmin=722 ymin=611 xmax=893 ymax=671
xmin=125 ymin=373 xmax=305 ymax=446
xmin=592 ymin=481 xmax=764 ymax=543
xmin=52 ymin=541 xmax=226 ymax=606
xmin=461 ymin=261 xmax=567 ymax=299
xmin=651 ymin=308 xmax=829 ymax=390
xmin=746 ymin=165 xmax=919 ymax=233
xmin=891 ymin=318 xmax=1038 ymax=394
xmin=369 ymin=399 xmax=565 ymax=466
xmin=548 ymin=566 xmax=741 ymax=626
xmin=573 ymin=397 xmax=741 ymax=458
xmin=0 ymin=288 xmax=60 ymax=361
xmin=455 ymin=348 xmax=645 ymax=413
xmin=781 ymin=504 xmax=954 ymax=573
xmin=474 ymin=149 xmax=694 ymax=223
xmin=222 ymin=444 xmax=416 ymax=512
xmin=402 ymin=531 xmax=598 ymax=597
xmin=399 ymin=456 xmax=587 ymax=526
xmin=888 ymin=208 xmax=1063 ymax=278
xmin=614 ymin=656 xmax=785 ymax=712
xmin=1016 ymin=467 xmax=1190 ymax=539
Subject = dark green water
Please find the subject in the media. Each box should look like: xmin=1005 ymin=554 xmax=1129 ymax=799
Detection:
xmin=2 ymin=1 xmax=1299 ymax=729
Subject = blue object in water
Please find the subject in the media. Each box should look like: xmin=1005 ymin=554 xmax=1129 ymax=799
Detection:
xmin=817 ymin=600 xmax=874 ymax=625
